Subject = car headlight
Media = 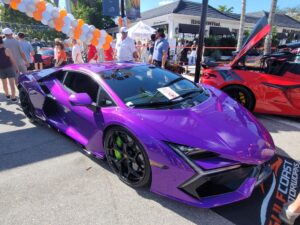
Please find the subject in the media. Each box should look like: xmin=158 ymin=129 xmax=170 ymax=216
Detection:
xmin=167 ymin=143 xmax=208 ymax=156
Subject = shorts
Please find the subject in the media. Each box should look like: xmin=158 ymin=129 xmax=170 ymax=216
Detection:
xmin=34 ymin=54 xmax=43 ymax=63
xmin=0 ymin=67 xmax=16 ymax=79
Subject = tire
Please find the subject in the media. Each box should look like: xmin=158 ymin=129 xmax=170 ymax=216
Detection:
xmin=222 ymin=85 xmax=255 ymax=111
xmin=104 ymin=127 xmax=151 ymax=188
xmin=19 ymin=87 xmax=36 ymax=121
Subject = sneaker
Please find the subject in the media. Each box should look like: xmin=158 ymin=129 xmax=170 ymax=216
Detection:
xmin=279 ymin=202 xmax=300 ymax=225
xmin=11 ymin=98 xmax=18 ymax=103
xmin=6 ymin=95 xmax=10 ymax=99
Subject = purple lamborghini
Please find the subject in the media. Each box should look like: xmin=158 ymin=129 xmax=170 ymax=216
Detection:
xmin=18 ymin=63 xmax=275 ymax=208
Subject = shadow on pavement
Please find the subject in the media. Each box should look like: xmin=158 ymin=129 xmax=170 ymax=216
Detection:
xmin=0 ymin=106 xmax=26 ymax=127
xmin=0 ymin=125 xmax=78 ymax=171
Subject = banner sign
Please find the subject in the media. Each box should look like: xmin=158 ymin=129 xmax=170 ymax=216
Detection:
xmin=125 ymin=0 xmax=141 ymax=20
xmin=102 ymin=0 xmax=120 ymax=17
xmin=214 ymin=155 xmax=300 ymax=225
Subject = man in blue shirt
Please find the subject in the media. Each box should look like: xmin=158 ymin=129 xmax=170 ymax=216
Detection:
xmin=152 ymin=28 xmax=169 ymax=68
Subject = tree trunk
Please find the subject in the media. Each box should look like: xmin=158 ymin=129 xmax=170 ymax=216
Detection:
xmin=237 ymin=0 xmax=246 ymax=51
xmin=264 ymin=0 xmax=277 ymax=55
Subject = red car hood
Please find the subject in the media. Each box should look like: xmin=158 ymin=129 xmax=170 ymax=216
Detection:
xmin=231 ymin=16 xmax=271 ymax=67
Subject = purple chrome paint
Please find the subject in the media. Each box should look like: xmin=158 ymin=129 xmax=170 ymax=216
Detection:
xmin=17 ymin=62 xmax=275 ymax=208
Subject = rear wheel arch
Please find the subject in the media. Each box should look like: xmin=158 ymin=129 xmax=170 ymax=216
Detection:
xmin=221 ymin=84 xmax=256 ymax=111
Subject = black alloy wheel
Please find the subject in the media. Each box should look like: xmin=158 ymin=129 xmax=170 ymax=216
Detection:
xmin=223 ymin=85 xmax=255 ymax=111
xmin=19 ymin=88 xmax=36 ymax=121
xmin=104 ymin=127 xmax=151 ymax=188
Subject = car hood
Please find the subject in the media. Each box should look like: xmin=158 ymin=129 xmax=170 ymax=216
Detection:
xmin=231 ymin=16 xmax=271 ymax=67
xmin=135 ymin=87 xmax=275 ymax=165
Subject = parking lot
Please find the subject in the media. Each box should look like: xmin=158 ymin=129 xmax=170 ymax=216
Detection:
xmin=0 ymin=84 xmax=300 ymax=225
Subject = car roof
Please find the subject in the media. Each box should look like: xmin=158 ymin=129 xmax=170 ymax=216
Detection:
xmin=63 ymin=62 xmax=147 ymax=74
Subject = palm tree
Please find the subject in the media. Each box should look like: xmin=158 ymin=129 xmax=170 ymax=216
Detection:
xmin=237 ymin=0 xmax=246 ymax=51
xmin=217 ymin=5 xmax=234 ymax=13
xmin=264 ymin=0 xmax=278 ymax=55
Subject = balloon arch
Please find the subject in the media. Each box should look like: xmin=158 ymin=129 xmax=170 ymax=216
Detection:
xmin=0 ymin=0 xmax=113 ymax=50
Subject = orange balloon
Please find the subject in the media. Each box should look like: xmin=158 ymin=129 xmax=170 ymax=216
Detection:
xmin=103 ymin=43 xmax=110 ymax=50
xmin=78 ymin=19 xmax=84 ymax=27
xmin=60 ymin=9 xmax=67 ymax=17
xmin=33 ymin=12 xmax=43 ymax=21
xmin=73 ymin=26 xmax=82 ymax=40
xmin=36 ymin=1 xmax=46 ymax=11
xmin=91 ymin=39 xmax=99 ymax=47
xmin=54 ymin=18 xmax=64 ymax=31
xmin=106 ymin=35 xmax=113 ymax=43
xmin=10 ymin=0 xmax=21 ymax=10
xmin=93 ymin=29 xmax=101 ymax=38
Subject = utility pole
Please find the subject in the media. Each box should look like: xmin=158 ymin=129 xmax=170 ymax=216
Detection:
xmin=121 ymin=0 xmax=125 ymax=19
xmin=194 ymin=0 xmax=208 ymax=83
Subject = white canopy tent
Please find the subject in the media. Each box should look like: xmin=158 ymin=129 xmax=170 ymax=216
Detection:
xmin=127 ymin=21 xmax=156 ymax=40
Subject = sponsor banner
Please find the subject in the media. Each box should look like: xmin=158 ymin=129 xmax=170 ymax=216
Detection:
xmin=125 ymin=0 xmax=141 ymax=20
xmin=102 ymin=0 xmax=120 ymax=17
xmin=214 ymin=155 xmax=300 ymax=225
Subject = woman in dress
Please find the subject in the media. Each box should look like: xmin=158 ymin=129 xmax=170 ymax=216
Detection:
xmin=54 ymin=42 xmax=67 ymax=67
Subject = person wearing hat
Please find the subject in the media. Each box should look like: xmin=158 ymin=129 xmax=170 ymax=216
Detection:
xmin=0 ymin=36 xmax=19 ymax=102
xmin=152 ymin=28 xmax=169 ymax=68
xmin=115 ymin=27 xmax=138 ymax=62
xmin=2 ymin=28 xmax=28 ymax=75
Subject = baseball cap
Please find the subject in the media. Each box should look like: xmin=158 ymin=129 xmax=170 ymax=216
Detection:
xmin=120 ymin=27 xmax=128 ymax=33
xmin=156 ymin=28 xmax=165 ymax=34
xmin=2 ymin=28 xmax=13 ymax=35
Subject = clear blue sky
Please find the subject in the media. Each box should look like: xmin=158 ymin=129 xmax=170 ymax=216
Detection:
xmin=141 ymin=0 xmax=300 ymax=13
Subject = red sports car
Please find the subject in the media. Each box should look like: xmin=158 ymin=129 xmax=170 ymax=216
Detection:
xmin=201 ymin=16 xmax=300 ymax=117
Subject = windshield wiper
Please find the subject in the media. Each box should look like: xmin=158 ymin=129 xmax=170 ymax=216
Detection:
xmin=163 ymin=77 xmax=185 ymax=87
xmin=171 ymin=89 xmax=203 ymax=101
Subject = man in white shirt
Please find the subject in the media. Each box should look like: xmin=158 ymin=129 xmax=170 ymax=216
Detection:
xmin=72 ymin=39 xmax=84 ymax=64
xmin=115 ymin=27 xmax=138 ymax=62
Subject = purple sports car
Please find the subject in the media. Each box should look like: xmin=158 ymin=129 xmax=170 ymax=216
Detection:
xmin=18 ymin=62 xmax=275 ymax=208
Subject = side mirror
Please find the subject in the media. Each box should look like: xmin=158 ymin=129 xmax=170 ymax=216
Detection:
xmin=69 ymin=93 xmax=92 ymax=106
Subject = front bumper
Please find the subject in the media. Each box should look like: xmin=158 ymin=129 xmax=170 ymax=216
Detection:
xmin=178 ymin=162 xmax=272 ymax=208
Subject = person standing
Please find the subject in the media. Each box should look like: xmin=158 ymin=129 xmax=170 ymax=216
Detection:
xmin=280 ymin=193 xmax=300 ymax=224
xmin=32 ymin=38 xmax=43 ymax=70
xmin=189 ymin=41 xmax=197 ymax=65
xmin=2 ymin=28 xmax=28 ymax=75
xmin=18 ymin=32 xmax=34 ymax=70
xmin=71 ymin=39 xmax=84 ymax=64
xmin=54 ymin=42 xmax=67 ymax=67
xmin=148 ymin=34 xmax=156 ymax=63
xmin=0 ymin=36 xmax=19 ymax=102
xmin=115 ymin=27 xmax=138 ymax=62
xmin=152 ymin=28 xmax=169 ymax=68
xmin=87 ymin=44 xmax=98 ymax=63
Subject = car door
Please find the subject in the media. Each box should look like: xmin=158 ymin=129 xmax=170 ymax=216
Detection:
xmin=61 ymin=71 xmax=116 ymax=153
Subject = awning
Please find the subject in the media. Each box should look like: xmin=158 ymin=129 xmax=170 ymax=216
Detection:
xmin=209 ymin=26 xmax=232 ymax=36
xmin=178 ymin=24 xmax=199 ymax=34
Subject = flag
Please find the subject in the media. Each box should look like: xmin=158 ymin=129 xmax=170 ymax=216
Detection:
xmin=102 ymin=0 xmax=120 ymax=17
xmin=125 ymin=0 xmax=141 ymax=20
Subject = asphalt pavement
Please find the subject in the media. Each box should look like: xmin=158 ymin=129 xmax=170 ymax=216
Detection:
xmin=0 ymin=83 xmax=299 ymax=225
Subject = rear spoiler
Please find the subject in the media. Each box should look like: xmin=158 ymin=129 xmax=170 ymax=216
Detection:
xmin=278 ymin=42 xmax=300 ymax=50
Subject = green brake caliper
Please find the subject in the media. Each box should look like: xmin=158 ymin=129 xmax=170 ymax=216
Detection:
xmin=114 ymin=136 xmax=123 ymax=160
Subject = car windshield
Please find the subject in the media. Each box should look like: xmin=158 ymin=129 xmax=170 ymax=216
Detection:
xmin=100 ymin=65 xmax=209 ymax=109
xmin=41 ymin=50 xmax=54 ymax=56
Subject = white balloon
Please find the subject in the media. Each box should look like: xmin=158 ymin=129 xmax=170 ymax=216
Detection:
xmin=46 ymin=3 xmax=54 ymax=13
xmin=26 ymin=11 xmax=33 ymax=18
xmin=89 ymin=25 xmax=96 ymax=32
xmin=51 ymin=8 xmax=59 ymax=18
xmin=67 ymin=13 xmax=75 ymax=21
xmin=71 ymin=19 xmax=78 ymax=28
xmin=80 ymin=33 xmax=87 ymax=42
xmin=41 ymin=18 xmax=48 ymax=25
xmin=81 ymin=24 xmax=89 ymax=34
xmin=42 ymin=11 xmax=51 ymax=21
xmin=68 ymin=30 xmax=74 ymax=38
xmin=18 ymin=3 xmax=26 ymax=12
xmin=62 ymin=25 xmax=70 ymax=34
xmin=48 ymin=19 xmax=55 ymax=28
xmin=27 ymin=3 xmax=36 ymax=12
